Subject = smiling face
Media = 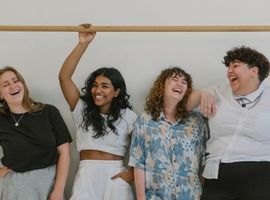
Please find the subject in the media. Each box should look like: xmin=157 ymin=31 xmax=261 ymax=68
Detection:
xmin=163 ymin=73 xmax=188 ymax=104
xmin=91 ymin=75 xmax=120 ymax=113
xmin=226 ymin=60 xmax=260 ymax=96
xmin=0 ymin=70 xmax=25 ymax=107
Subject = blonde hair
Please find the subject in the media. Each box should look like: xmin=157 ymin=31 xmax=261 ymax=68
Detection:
xmin=0 ymin=66 xmax=45 ymax=114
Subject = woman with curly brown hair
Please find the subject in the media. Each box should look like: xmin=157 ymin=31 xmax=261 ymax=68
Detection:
xmin=129 ymin=67 xmax=208 ymax=200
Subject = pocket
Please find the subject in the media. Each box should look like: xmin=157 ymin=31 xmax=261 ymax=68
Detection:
xmin=104 ymin=178 xmax=134 ymax=200
xmin=117 ymin=176 xmax=131 ymax=186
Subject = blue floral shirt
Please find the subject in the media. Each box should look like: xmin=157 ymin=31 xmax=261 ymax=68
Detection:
xmin=129 ymin=111 xmax=208 ymax=200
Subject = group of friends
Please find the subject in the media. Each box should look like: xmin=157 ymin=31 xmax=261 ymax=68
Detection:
xmin=0 ymin=24 xmax=269 ymax=200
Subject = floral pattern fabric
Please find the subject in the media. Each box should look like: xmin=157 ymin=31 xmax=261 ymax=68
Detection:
xmin=129 ymin=111 xmax=208 ymax=200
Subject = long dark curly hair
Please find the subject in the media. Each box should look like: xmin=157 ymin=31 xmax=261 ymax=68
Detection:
xmin=223 ymin=46 xmax=270 ymax=82
xmin=80 ymin=67 xmax=132 ymax=138
xmin=145 ymin=67 xmax=192 ymax=121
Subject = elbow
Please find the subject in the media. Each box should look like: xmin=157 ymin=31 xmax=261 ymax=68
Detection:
xmin=58 ymin=71 xmax=64 ymax=82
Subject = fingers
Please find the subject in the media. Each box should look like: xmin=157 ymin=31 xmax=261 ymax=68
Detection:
xmin=80 ymin=23 xmax=96 ymax=35
xmin=0 ymin=167 xmax=12 ymax=177
xmin=81 ymin=23 xmax=91 ymax=28
xmin=4 ymin=168 xmax=12 ymax=174
xmin=211 ymin=105 xmax=217 ymax=116
xmin=201 ymin=103 xmax=215 ymax=118
xmin=3 ymin=166 xmax=11 ymax=171
xmin=111 ymin=172 xmax=121 ymax=180
xmin=200 ymin=91 xmax=216 ymax=118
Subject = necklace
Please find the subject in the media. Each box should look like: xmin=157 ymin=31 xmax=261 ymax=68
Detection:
xmin=10 ymin=112 xmax=25 ymax=127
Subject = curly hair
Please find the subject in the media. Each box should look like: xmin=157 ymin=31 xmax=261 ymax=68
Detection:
xmin=223 ymin=46 xmax=270 ymax=82
xmin=80 ymin=67 xmax=132 ymax=138
xmin=0 ymin=66 xmax=44 ymax=114
xmin=145 ymin=67 xmax=192 ymax=121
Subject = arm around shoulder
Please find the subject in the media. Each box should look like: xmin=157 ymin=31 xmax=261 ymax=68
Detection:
xmin=186 ymin=89 xmax=202 ymax=111
xmin=186 ymin=89 xmax=217 ymax=117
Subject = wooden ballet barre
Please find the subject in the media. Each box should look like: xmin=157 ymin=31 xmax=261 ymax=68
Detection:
xmin=1 ymin=25 xmax=270 ymax=32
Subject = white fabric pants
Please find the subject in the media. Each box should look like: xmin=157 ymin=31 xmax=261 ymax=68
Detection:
xmin=70 ymin=160 xmax=134 ymax=200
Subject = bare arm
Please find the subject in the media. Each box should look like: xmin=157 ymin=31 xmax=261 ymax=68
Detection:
xmin=111 ymin=167 xmax=134 ymax=183
xmin=59 ymin=24 xmax=96 ymax=111
xmin=134 ymin=168 xmax=146 ymax=200
xmin=186 ymin=89 xmax=202 ymax=111
xmin=111 ymin=136 xmax=134 ymax=183
xmin=49 ymin=142 xmax=70 ymax=200
xmin=186 ymin=89 xmax=217 ymax=117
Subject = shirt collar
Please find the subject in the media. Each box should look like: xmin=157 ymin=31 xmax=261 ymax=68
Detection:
xmin=233 ymin=83 xmax=264 ymax=102
xmin=159 ymin=111 xmax=183 ymax=125
xmin=159 ymin=112 xmax=166 ymax=121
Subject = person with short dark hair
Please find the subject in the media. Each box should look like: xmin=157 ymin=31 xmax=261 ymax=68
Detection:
xmin=187 ymin=46 xmax=270 ymax=200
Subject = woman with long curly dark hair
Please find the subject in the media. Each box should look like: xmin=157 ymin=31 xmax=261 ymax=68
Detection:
xmin=59 ymin=24 xmax=137 ymax=200
xmin=129 ymin=67 xmax=208 ymax=200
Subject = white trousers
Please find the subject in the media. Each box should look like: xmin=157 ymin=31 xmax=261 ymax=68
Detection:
xmin=70 ymin=160 xmax=134 ymax=200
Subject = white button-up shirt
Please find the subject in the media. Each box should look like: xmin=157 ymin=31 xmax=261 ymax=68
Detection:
xmin=202 ymin=83 xmax=270 ymax=179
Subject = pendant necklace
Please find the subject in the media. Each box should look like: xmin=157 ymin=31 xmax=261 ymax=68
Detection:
xmin=10 ymin=112 xmax=25 ymax=127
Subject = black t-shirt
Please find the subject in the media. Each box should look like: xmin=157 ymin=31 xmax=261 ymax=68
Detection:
xmin=0 ymin=104 xmax=72 ymax=172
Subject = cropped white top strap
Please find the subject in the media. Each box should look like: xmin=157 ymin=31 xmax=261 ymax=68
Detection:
xmin=72 ymin=99 xmax=137 ymax=156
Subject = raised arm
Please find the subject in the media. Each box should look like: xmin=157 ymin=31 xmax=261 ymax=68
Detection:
xmin=59 ymin=24 xmax=96 ymax=111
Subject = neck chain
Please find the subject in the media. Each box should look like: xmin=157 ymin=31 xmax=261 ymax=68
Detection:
xmin=10 ymin=112 xmax=25 ymax=127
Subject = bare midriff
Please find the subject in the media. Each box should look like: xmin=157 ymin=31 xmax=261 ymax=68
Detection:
xmin=80 ymin=150 xmax=123 ymax=160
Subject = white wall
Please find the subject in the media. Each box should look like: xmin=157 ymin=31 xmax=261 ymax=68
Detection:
xmin=1 ymin=0 xmax=270 ymax=198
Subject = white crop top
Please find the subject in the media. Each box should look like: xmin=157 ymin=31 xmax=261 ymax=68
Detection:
xmin=72 ymin=99 xmax=137 ymax=156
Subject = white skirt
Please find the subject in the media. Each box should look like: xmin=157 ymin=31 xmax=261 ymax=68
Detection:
xmin=70 ymin=160 xmax=134 ymax=200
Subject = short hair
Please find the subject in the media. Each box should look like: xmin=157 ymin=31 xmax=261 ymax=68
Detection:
xmin=223 ymin=46 xmax=270 ymax=82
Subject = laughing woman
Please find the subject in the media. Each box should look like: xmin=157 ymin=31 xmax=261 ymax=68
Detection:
xmin=0 ymin=66 xmax=72 ymax=200
xmin=129 ymin=67 xmax=208 ymax=200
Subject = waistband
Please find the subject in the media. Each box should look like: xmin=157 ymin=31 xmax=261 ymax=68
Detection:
xmin=79 ymin=159 xmax=124 ymax=168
